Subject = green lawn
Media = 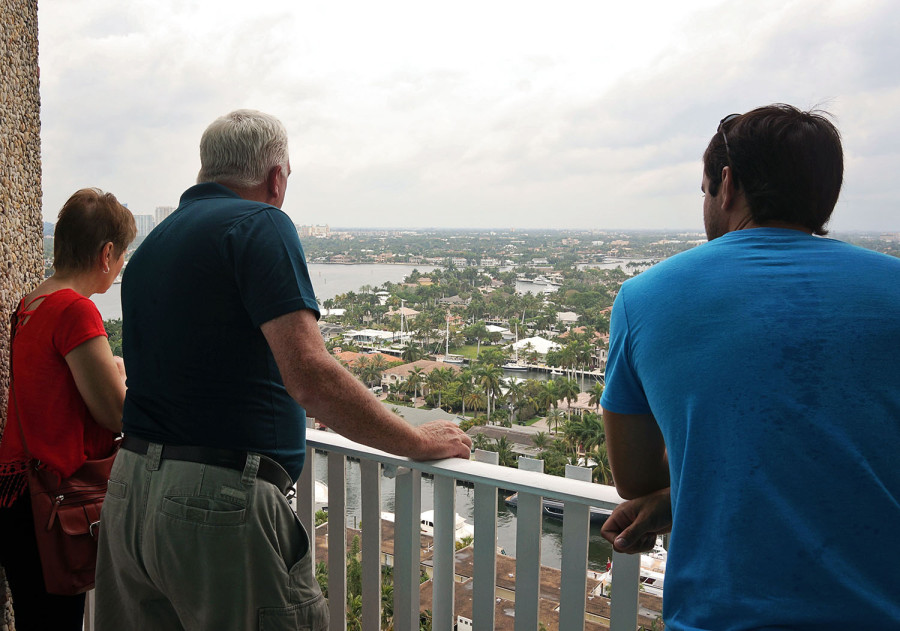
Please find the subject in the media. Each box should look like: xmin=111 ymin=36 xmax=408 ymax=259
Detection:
xmin=453 ymin=344 xmax=505 ymax=360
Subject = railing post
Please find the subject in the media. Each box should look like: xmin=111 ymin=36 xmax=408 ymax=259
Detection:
xmin=559 ymin=464 xmax=591 ymax=631
xmin=609 ymin=551 xmax=641 ymax=631
xmin=514 ymin=457 xmax=543 ymax=631
xmin=431 ymin=474 xmax=456 ymax=630
xmin=302 ymin=430 xmax=638 ymax=631
xmin=360 ymin=458 xmax=382 ymax=631
xmin=472 ymin=449 xmax=499 ymax=630
xmin=297 ymin=418 xmax=317 ymax=582
xmin=327 ymin=452 xmax=347 ymax=631
xmin=394 ymin=467 xmax=421 ymax=631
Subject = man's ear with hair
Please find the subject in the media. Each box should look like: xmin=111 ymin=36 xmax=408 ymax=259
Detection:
xmin=265 ymin=165 xmax=287 ymax=207
xmin=719 ymin=166 xmax=737 ymax=211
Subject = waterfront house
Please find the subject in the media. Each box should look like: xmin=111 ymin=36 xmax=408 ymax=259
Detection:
xmin=381 ymin=359 xmax=462 ymax=392
xmin=512 ymin=336 xmax=561 ymax=357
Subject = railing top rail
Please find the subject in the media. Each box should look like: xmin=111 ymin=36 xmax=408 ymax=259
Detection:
xmin=306 ymin=428 xmax=624 ymax=510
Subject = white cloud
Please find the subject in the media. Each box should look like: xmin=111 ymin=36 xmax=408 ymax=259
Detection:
xmin=36 ymin=0 xmax=900 ymax=230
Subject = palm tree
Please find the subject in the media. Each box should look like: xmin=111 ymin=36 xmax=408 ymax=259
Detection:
xmin=546 ymin=407 xmax=564 ymax=434
xmin=455 ymin=376 xmax=475 ymax=419
xmin=532 ymin=430 xmax=550 ymax=451
xmin=404 ymin=366 xmax=426 ymax=402
xmin=381 ymin=581 xmax=394 ymax=630
xmin=493 ymin=436 xmax=517 ymax=467
xmin=535 ymin=379 xmax=559 ymax=414
xmin=464 ymin=389 xmax=485 ymax=416
xmin=579 ymin=413 xmax=606 ymax=455
xmin=427 ymin=367 xmax=453 ymax=410
xmin=355 ymin=356 xmax=385 ymax=388
xmin=588 ymin=380 xmax=605 ymax=413
xmin=401 ymin=344 xmax=424 ymax=363
xmin=472 ymin=433 xmax=492 ymax=451
xmin=477 ymin=363 xmax=503 ymax=422
xmin=557 ymin=377 xmax=580 ymax=420
xmin=505 ymin=377 xmax=526 ymax=425
xmin=592 ymin=442 xmax=613 ymax=485
xmin=574 ymin=340 xmax=593 ymax=389
xmin=560 ymin=418 xmax=581 ymax=457
xmin=559 ymin=344 xmax=578 ymax=380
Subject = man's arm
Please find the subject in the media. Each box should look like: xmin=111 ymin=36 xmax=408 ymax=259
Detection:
xmin=261 ymin=309 xmax=472 ymax=460
xmin=602 ymin=409 xmax=669 ymax=499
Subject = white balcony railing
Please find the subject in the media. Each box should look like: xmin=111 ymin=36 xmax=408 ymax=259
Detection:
xmin=83 ymin=427 xmax=644 ymax=631
xmin=297 ymin=427 xmax=643 ymax=631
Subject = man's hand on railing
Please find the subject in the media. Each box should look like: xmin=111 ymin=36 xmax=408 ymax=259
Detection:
xmin=600 ymin=487 xmax=672 ymax=554
xmin=410 ymin=421 xmax=473 ymax=460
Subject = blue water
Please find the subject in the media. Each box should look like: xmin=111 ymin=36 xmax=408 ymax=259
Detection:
xmin=92 ymin=263 xmax=437 ymax=320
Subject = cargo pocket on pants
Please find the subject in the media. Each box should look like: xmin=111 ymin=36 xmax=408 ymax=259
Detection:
xmin=258 ymin=593 xmax=329 ymax=631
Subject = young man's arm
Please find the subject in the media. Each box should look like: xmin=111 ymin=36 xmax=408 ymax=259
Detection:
xmin=602 ymin=409 xmax=669 ymax=499
xmin=261 ymin=308 xmax=472 ymax=461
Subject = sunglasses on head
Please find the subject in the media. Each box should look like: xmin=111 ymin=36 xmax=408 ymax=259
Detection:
xmin=717 ymin=113 xmax=741 ymax=163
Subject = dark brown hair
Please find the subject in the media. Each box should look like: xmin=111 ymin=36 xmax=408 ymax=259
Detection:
xmin=53 ymin=188 xmax=137 ymax=272
xmin=703 ymin=104 xmax=844 ymax=235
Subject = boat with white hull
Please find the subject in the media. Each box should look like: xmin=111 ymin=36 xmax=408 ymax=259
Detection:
xmin=593 ymin=537 xmax=667 ymax=598
xmin=504 ymin=492 xmax=611 ymax=524
xmin=380 ymin=510 xmax=475 ymax=544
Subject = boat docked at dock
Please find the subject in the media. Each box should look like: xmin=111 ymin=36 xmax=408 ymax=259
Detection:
xmin=594 ymin=537 xmax=667 ymax=598
xmin=504 ymin=492 xmax=611 ymax=524
xmin=380 ymin=510 xmax=475 ymax=544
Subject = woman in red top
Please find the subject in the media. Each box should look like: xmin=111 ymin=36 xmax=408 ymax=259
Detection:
xmin=0 ymin=188 xmax=135 ymax=630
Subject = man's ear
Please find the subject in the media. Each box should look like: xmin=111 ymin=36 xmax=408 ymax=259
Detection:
xmin=719 ymin=166 xmax=736 ymax=211
xmin=266 ymin=165 xmax=284 ymax=200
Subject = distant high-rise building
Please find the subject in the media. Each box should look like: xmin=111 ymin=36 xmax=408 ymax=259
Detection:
xmin=134 ymin=214 xmax=155 ymax=238
xmin=154 ymin=205 xmax=175 ymax=225
xmin=297 ymin=224 xmax=330 ymax=238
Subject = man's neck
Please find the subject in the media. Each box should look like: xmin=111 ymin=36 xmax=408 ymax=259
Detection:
xmin=741 ymin=219 xmax=812 ymax=234
xmin=222 ymin=182 xmax=270 ymax=204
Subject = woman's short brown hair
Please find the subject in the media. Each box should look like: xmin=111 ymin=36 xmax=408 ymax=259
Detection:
xmin=53 ymin=188 xmax=137 ymax=272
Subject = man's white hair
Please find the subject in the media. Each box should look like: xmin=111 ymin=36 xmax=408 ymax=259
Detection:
xmin=197 ymin=109 xmax=289 ymax=188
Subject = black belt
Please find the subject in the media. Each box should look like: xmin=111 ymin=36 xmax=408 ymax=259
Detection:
xmin=121 ymin=435 xmax=295 ymax=497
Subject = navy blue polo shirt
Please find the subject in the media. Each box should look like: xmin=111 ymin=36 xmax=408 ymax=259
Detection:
xmin=121 ymin=183 xmax=320 ymax=480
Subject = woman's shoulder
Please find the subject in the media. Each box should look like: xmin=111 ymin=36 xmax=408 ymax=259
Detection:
xmin=30 ymin=289 xmax=103 ymax=335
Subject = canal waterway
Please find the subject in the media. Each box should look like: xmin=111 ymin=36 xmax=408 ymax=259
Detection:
xmin=91 ymin=263 xmax=438 ymax=320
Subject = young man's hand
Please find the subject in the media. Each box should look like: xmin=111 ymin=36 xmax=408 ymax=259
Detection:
xmin=601 ymin=487 xmax=672 ymax=554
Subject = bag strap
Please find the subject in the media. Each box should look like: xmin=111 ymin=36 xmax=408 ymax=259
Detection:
xmin=8 ymin=307 xmax=35 ymax=461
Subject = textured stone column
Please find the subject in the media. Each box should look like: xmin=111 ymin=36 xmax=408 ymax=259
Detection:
xmin=0 ymin=1 xmax=44 ymax=628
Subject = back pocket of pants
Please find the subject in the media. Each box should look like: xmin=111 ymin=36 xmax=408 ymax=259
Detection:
xmin=161 ymin=495 xmax=247 ymax=526
xmin=258 ymin=593 xmax=328 ymax=631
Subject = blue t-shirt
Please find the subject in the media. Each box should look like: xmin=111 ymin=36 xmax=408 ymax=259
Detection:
xmin=122 ymin=183 xmax=320 ymax=480
xmin=601 ymin=228 xmax=900 ymax=629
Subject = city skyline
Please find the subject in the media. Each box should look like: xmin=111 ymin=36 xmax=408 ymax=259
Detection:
xmin=38 ymin=0 xmax=900 ymax=232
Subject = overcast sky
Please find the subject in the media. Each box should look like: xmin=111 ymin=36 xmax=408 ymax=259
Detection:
xmin=37 ymin=0 xmax=900 ymax=232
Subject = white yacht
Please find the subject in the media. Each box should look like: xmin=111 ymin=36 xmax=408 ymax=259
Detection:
xmin=593 ymin=537 xmax=667 ymax=598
